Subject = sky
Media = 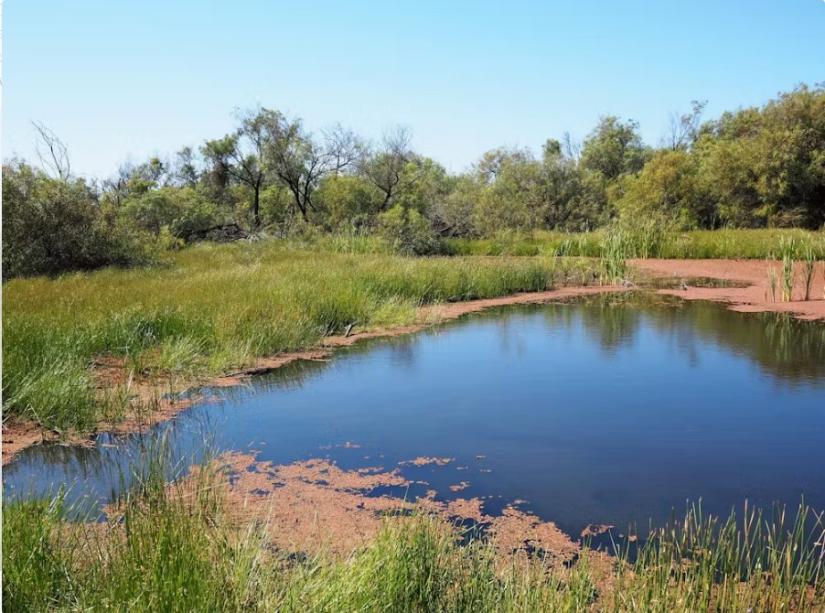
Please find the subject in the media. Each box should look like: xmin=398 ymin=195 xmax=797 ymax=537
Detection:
xmin=3 ymin=0 xmax=824 ymax=179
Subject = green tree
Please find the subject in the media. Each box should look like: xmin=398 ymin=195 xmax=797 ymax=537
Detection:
xmin=377 ymin=205 xmax=441 ymax=255
xmin=313 ymin=174 xmax=383 ymax=230
xmin=580 ymin=116 xmax=649 ymax=182
xmin=615 ymin=150 xmax=709 ymax=228
xmin=472 ymin=148 xmax=544 ymax=234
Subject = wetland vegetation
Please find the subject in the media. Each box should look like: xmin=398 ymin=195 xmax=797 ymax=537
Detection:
xmin=3 ymin=36 xmax=825 ymax=609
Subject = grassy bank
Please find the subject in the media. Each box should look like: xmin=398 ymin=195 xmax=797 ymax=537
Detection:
xmin=2 ymin=240 xmax=596 ymax=432
xmin=447 ymin=228 xmax=825 ymax=260
xmin=4 ymin=463 xmax=823 ymax=612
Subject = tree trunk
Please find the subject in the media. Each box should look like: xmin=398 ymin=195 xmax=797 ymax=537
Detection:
xmin=252 ymin=187 xmax=261 ymax=228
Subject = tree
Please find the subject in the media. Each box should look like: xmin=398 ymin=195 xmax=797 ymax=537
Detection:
xmin=202 ymin=107 xmax=271 ymax=227
xmin=472 ymin=148 xmax=545 ymax=234
xmin=693 ymin=84 xmax=825 ymax=228
xmin=580 ymin=116 xmax=648 ymax=182
xmin=264 ymin=112 xmax=362 ymax=222
xmin=430 ymin=175 xmax=480 ymax=237
xmin=360 ymin=127 xmax=412 ymax=211
xmin=615 ymin=150 xmax=709 ymax=228
xmin=664 ymin=100 xmax=707 ymax=151
xmin=173 ymin=146 xmax=200 ymax=188
xmin=2 ymin=161 xmax=153 ymax=278
xmin=540 ymin=139 xmax=595 ymax=231
xmin=313 ymin=174 xmax=383 ymax=230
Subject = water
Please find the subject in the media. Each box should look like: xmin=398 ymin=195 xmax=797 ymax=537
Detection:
xmin=5 ymin=293 xmax=825 ymax=537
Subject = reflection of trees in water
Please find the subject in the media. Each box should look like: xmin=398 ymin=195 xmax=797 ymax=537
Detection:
xmin=491 ymin=312 xmax=529 ymax=357
xmin=539 ymin=293 xmax=647 ymax=355
xmin=691 ymin=307 xmax=825 ymax=381
xmin=543 ymin=293 xmax=825 ymax=383
xmin=381 ymin=335 xmax=418 ymax=368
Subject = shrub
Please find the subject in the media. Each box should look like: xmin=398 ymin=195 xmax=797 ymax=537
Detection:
xmin=2 ymin=162 xmax=156 ymax=280
xmin=377 ymin=205 xmax=443 ymax=255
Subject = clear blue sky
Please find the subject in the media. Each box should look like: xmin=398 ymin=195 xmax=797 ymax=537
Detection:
xmin=4 ymin=0 xmax=824 ymax=179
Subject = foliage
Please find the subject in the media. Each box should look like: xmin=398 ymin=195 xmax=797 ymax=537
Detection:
xmin=377 ymin=205 xmax=443 ymax=255
xmin=614 ymin=149 xmax=710 ymax=228
xmin=313 ymin=174 xmax=383 ymax=231
xmin=4 ymin=84 xmax=825 ymax=280
xmin=2 ymin=161 xmax=157 ymax=280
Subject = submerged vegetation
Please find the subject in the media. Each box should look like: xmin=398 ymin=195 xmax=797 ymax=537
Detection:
xmin=3 ymin=443 xmax=823 ymax=612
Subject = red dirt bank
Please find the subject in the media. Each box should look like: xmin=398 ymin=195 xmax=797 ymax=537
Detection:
xmin=633 ymin=259 xmax=825 ymax=321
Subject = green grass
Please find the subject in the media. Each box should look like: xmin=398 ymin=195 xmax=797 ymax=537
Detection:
xmin=2 ymin=239 xmax=596 ymax=432
xmin=4 ymin=470 xmax=823 ymax=612
xmin=448 ymin=228 xmax=825 ymax=260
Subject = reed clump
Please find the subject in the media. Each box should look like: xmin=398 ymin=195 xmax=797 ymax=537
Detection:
xmin=766 ymin=261 xmax=779 ymax=303
xmin=779 ymin=236 xmax=796 ymax=302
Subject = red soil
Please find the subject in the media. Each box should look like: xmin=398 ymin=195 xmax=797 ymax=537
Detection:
xmin=633 ymin=259 xmax=825 ymax=321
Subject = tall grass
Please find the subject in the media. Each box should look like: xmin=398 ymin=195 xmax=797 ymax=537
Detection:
xmin=611 ymin=501 xmax=825 ymax=611
xmin=4 ymin=481 xmax=823 ymax=611
xmin=2 ymin=240 xmax=595 ymax=432
xmin=766 ymin=262 xmax=779 ymax=303
xmin=448 ymin=228 xmax=825 ymax=260
xmin=599 ymin=227 xmax=628 ymax=284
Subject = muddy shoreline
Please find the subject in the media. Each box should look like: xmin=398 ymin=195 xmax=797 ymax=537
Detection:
xmin=634 ymin=258 xmax=825 ymax=321
xmin=4 ymin=258 xmax=824 ymax=465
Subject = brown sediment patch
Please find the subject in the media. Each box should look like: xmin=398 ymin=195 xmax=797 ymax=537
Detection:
xmin=3 ymin=285 xmax=620 ymax=466
xmin=449 ymin=481 xmax=470 ymax=492
xmin=178 ymin=451 xmax=580 ymax=564
xmin=488 ymin=506 xmax=579 ymax=564
xmin=2 ymin=421 xmax=48 ymax=465
xmin=633 ymin=259 xmax=825 ymax=321
xmin=581 ymin=523 xmax=614 ymax=539
xmin=400 ymin=456 xmax=454 ymax=467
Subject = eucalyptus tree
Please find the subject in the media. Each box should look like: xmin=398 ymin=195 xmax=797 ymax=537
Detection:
xmin=202 ymin=108 xmax=272 ymax=227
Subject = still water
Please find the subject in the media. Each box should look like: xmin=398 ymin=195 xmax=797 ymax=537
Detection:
xmin=5 ymin=294 xmax=825 ymax=537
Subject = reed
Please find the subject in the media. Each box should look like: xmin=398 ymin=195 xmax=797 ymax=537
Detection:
xmin=779 ymin=236 xmax=796 ymax=302
xmin=802 ymin=241 xmax=816 ymax=301
xmin=766 ymin=261 xmax=779 ymax=303
xmin=448 ymin=228 xmax=825 ymax=260
xmin=599 ymin=227 xmax=628 ymax=285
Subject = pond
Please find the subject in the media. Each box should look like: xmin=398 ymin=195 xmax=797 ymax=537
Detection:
xmin=5 ymin=293 xmax=825 ymax=538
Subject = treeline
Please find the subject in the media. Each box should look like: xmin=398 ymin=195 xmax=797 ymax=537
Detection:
xmin=3 ymin=84 xmax=824 ymax=278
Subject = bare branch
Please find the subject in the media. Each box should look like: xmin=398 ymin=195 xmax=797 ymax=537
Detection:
xmin=32 ymin=121 xmax=71 ymax=180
